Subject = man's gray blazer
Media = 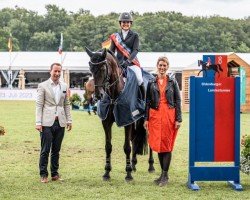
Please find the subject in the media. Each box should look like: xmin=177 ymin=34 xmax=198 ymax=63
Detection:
xmin=36 ymin=79 xmax=72 ymax=127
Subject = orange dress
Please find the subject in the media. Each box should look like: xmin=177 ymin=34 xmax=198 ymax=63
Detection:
xmin=148 ymin=76 xmax=178 ymax=153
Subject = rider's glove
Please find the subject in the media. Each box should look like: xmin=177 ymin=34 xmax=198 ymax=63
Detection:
xmin=121 ymin=60 xmax=130 ymax=69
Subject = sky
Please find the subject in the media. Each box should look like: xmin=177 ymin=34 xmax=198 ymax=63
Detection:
xmin=0 ymin=0 xmax=249 ymax=19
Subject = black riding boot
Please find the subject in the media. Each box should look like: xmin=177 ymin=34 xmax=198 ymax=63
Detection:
xmin=158 ymin=170 xmax=169 ymax=187
xmin=139 ymin=83 xmax=145 ymax=100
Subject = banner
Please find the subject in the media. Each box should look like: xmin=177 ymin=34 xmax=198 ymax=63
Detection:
xmin=0 ymin=89 xmax=84 ymax=100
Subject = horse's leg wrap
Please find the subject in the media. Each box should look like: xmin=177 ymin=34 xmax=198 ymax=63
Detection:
xmin=125 ymin=158 xmax=133 ymax=182
xmin=126 ymin=158 xmax=132 ymax=172
xmin=103 ymin=137 xmax=112 ymax=181
xmin=105 ymin=157 xmax=112 ymax=171
xmin=105 ymin=143 xmax=112 ymax=172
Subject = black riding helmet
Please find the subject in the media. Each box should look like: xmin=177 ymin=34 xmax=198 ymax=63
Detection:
xmin=118 ymin=12 xmax=133 ymax=23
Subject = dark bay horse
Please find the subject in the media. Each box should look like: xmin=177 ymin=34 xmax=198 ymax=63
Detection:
xmin=85 ymin=47 xmax=155 ymax=181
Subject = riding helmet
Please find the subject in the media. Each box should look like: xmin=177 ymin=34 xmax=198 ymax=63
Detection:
xmin=118 ymin=12 xmax=133 ymax=22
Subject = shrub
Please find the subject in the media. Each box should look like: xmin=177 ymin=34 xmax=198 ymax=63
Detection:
xmin=69 ymin=93 xmax=81 ymax=105
xmin=240 ymin=135 xmax=250 ymax=175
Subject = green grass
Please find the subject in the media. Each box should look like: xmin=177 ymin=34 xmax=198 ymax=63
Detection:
xmin=0 ymin=101 xmax=249 ymax=200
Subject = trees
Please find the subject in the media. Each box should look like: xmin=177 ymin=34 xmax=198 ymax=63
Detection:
xmin=28 ymin=31 xmax=57 ymax=51
xmin=0 ymin=6 xmax=249 ymax=52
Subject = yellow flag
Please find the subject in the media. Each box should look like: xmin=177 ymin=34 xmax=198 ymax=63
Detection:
xmin=8 ymin=33 xmax=12 ymax=52
xmin=101 ymin=39 xmax=111 ymax=49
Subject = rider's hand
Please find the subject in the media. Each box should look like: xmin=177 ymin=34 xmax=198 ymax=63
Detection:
xmin=121 ymin=60 xmax=130 ymax=68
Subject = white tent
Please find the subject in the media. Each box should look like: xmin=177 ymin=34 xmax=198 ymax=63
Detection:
xmin=1 ymin=51 xmax=249 ymax=72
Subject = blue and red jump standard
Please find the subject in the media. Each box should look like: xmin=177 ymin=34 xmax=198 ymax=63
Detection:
xmin=187 ymin=55 xmax=242 ymax=191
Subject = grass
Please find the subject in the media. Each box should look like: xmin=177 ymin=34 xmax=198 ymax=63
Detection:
xmin=0 ymin=101 xmax=249 ymax=200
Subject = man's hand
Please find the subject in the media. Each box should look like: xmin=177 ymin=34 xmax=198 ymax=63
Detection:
xmin=36 ymin=125 xmax=42 ymax=132
xmin=67 ymin=123 xmax=72 ymax=131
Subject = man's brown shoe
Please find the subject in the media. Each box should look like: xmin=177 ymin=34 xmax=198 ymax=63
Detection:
xmin=40 ymin=177 xmax=48 ymax=183
xmin=51 ymin=175 xmax=64 ymax=182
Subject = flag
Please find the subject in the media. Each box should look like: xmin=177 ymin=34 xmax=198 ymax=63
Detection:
xmin=8 ymin=33 xmax=13 ymax=52
xmin=101 ymin=39 xmax=111 ymax=49
xmin=58 ymin=33 xmax=63 ymax=54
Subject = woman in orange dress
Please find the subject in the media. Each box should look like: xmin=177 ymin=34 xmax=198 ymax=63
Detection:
xmin=144 ymin=56 xmax=182 ymax=187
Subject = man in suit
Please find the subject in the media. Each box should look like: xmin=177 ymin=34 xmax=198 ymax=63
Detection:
xmin=35 ymin=63 xmax=72 ymax=183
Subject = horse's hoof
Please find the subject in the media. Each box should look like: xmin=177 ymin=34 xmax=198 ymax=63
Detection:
xmin=148 ymin=167 xmax=155 ymax=173
xmin=103 ymin=176 xmax=110 ymax=181
xmin=103 ymin=174 xmax=111 ymax=181
xmin=125 ymin=176 xmax=133 ymax=182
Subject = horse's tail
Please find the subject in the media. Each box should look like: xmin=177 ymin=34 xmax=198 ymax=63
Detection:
xmin=132 ymin=118 xmax=148 ymax=155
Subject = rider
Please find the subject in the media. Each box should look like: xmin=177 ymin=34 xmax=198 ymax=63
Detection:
xmin=109 ymin=12 xmax=145 ymax=99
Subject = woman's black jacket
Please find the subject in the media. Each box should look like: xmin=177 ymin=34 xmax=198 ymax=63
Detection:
xmin=145 ymin=75 xmax=182 ymax=123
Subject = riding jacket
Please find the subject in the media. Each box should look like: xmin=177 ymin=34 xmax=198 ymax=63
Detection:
xmin=145 ymin=75 xmax=182 ymax=123
xmin=110 ymin=30 xmax=139 ymax=66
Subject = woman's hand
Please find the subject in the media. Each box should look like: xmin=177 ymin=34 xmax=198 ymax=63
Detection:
xmin=175 ymin=121 xmax=181 ymax=130
xmin=144 ymin=121 xmax=148 ymax=131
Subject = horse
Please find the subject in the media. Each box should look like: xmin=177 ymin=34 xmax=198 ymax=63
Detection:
xmin=198 ymin=60 xmax=223 ymax=77
xmin=85 ymin=47 xmax=155 ymax=181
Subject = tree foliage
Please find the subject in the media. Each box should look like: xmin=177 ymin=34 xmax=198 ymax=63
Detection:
xmin=0 ymin=5 xmax=249 ymax=52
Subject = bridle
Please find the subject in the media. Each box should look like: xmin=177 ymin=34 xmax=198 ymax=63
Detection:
xmin=89 ymin=58 xmax=123 ymax=93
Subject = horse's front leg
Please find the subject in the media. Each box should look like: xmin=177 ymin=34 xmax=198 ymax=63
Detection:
xmin=148 ymin=147 xmax=155 ymax=173
xmin=102 ymin=119 xmax=113 ymax=181
xmin=124 ymin=125 xmax=133 ymax=181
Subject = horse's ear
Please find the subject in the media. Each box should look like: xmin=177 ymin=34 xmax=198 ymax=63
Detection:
xmin=102 ymin=48 xmax=107 ymax=59
xmin=85 ymin=47 xmax=93 ymax=58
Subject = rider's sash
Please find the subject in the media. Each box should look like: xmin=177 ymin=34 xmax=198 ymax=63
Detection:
xmin=110 ymin=33 xmax=140 ymax=67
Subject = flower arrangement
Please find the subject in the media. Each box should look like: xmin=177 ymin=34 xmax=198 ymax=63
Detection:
xmin=240 ymin=135 xmax=250 ymax=175
xmin=69 ymin=93 xmax=82 ymax=109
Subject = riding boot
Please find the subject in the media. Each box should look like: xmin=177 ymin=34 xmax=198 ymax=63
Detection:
xmin=139 ymin=83 xmax=145 ymax=100
xmin=158 ymin=170 xmax=169 ymax=187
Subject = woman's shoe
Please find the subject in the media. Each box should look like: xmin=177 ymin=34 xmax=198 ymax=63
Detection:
xmin=158 ymin=171 xmax=168 ymax=187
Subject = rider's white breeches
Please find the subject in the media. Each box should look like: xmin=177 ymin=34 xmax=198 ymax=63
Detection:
xmin=129 ymin=65 xmax=143 ymax=85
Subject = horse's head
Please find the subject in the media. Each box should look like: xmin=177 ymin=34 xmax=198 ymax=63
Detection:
xmin=86 ymin=47 xmax=110 ymax=100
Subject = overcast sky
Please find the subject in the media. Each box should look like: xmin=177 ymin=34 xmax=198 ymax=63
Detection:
xmin=0 ymin=0 xmax=249 ymax=19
